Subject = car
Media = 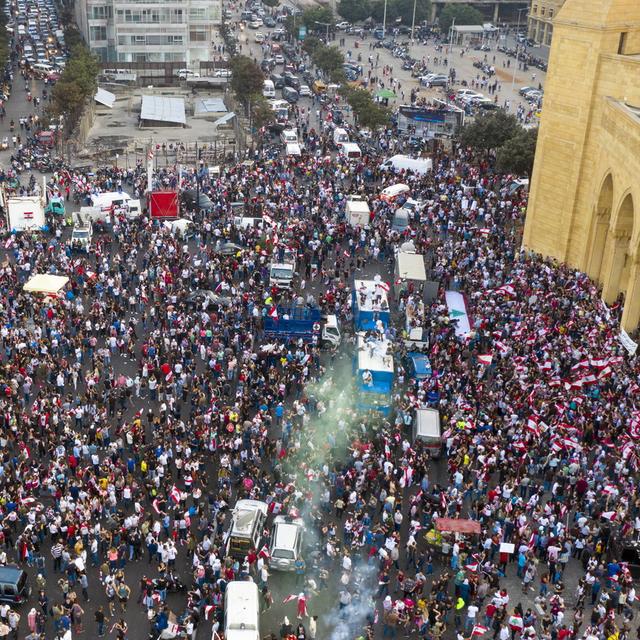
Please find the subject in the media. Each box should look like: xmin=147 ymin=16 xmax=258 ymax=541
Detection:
xmin=457 ymin=89 xmax=483 ymax=100
xmin=254 ymin=32 xmax=265 ymax=43
xmin=474 ymin=98 xmax=499 ymax=110
xmin=346 ymin=26 xmax=363 ymax=36
xmin=216 ymin=242 xmax=244 ymax=256
xmin=187 ymin=290 xmax=233 ymax=309
xmin=248 ymin=18 xmax=263 ymax=28
xmin=335 ymin=21 xmax=350 ymax=30
xmin=298 ymin=84 xmax=311 ymax=97
xmin=421 ymin=74 xmax=448 ymax=87
xmin=280 ymin=129 xmax=298 ymax=145
xmin=177 ymin=68 xmax=199 ymax=79
xmin=274 ymin=54 xmax=284 ymax=64
xmin=261 ymin=58 xmax=275 ymax=72
xmin=263 ymin=16 xmax=276 ymax=27
xmin=519 ymin=85 xmax=536 ymax=96
xmin=213 ymin=68 xmax=232 ymax=78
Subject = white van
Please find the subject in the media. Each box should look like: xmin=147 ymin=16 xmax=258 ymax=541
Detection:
xmin=380 ymin=154 xmax=433 ymax=176
xmin=33 ymin=62 xmax=53 ymax=73
xmin=225 ymin=499 xmax=268 ymax=559
xmin=225 ymin=581 xmax=260 ymax=640
xmin=286 ymin=142 xmax=302 ymax=157
xmin=263 ymin=79 xmax=276 ymax=98
xmin=269 ymin=516 xmax=304 ymax=571
xmin=333 ymin=127 xmax=349 ymax=148
xmin=413 ymin=408 xmax=441 ymax=458
xmin=90 ymin=191 xmax=133 ymax=214
xmin=340 ymin=142 xmax=362 ymax=159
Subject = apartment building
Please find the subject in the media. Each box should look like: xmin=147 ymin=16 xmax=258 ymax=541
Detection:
xmin=527 ymin=0 xmax=565 ymax=46
xmin=74 ymin=0 xmax=221 ymax=64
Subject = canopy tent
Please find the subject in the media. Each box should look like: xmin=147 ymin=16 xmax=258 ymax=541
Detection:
xmin=140 ymin=96 xmax=186 ymax=126
xmin=434 ymin=517 xmax=481 ymax=535
xmin=23 ymin=274 xmax=69 ymax=295
xmin=94 ymin=87 xmax=116 ymax=108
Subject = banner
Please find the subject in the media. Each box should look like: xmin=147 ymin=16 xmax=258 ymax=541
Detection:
xmin=619 ymin=329 xmax=638 ymax=356
xmin=445 ymin=291 xmax=471 ymax=338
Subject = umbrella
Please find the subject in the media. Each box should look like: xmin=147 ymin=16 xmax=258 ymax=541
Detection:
xmin=375 ymin=88 xmax=396 ymax=99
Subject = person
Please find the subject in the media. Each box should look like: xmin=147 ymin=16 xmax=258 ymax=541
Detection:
xmin=95 ymin=606 xmax=106 ymax=637
xmin=113 ymin=618 xmax=128 ymax=640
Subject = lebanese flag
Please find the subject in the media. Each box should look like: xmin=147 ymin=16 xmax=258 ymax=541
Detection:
xmin=495 ymin=284 xmax=516 ymax=297
xmin=478 ymin=354 xmax=493 ymax=366
xmin=297 ymin=594 xmax=308 ymax=618
xmin=282 ymin=594 xmax=298 ymax=604
xmin=440 ymin=492 xmax=448 ymax=512
xmin=377 ymin=281 xmax=390 ymax=292
xmin=478 ymin=228 xmax=490 ymax=236
xmin=343 ymin=250 xmax=350 ymax=257
xmin=169 ymin=485 xmax=182 ymax=503
xmin=602 ymin=484 xmax=618 ymax=495
xmin=268 ymin=306 xmax=278 ymax=319
xmin=205 ymin=605 xmax=216 ymax=620
xmin=598 ymin=366 xmax=613 ymax=379
xmin=495 ymin=340 xmax=509 ymax=354
xmin=472 ymin=626 xmax=489 ymax=636
xmin=571 ymin=359 xmax=590 ymax=371
xmin=465 ymin=562 xmax=479 ymax=572
xmin=601 ymin=511 xmax=617 ymax=521
xmin=526 ymin=416 xmax=540 ymax=436
xmin=589 ymin=358 xmax=610 ymax=369
xmin=258 ymin=544 xmax=271 ymax=559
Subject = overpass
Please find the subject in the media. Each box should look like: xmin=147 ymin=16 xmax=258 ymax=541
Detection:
xmin=430 ymin=0 xmax=528 ymax=25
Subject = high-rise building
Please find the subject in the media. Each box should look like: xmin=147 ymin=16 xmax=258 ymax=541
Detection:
xmin=523 ymin=0 xmax=640 ymax=332
xmin=74 ymin=0 xmax=222 ymax=64
xmin=527 ymin=0 xmax=565 ymax=46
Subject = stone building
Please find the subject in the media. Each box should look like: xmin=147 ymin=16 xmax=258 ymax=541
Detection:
xmin=527 ymin=0 xmax=565 ymax=46
xmin=523 ymin=0 xmax=640 ymax=331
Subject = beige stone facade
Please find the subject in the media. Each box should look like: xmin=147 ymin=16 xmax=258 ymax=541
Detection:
xmin=527 ymin=0 xmax=565 ymax=46
xmin=523 ymin=0 xmax=640 ymax=331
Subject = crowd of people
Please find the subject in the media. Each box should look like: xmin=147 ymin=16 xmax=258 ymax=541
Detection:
xmin=0 ymin=66 xmax=633 ymax=640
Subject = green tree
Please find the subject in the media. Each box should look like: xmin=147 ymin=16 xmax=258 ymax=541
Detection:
xmin=496 ymin=127 xmax=539 ymax=179
xmin=302 ymin=6 xmax=334 ymax=31
xmin=438 ymin=4 xmax=484 ymax=33
xmin=229 ymin=56 xmax=265 ymax=108
xmin=301 ymin=35 xmax=323 ymax=56
xmin=459 ymin=111 xmax=520 ymax=154
xmin=262 ymin=0 xmax=279 ymax=6
xmin=392 ymin=0 xmax=430 ymax=24
xmin=251 ymin=94 xmax=275 ymax=130
xmin=337 ymin=0 xmax=371 ymax=23
xmin=343 ymin=87 xmax=391 ymax=130
xmin=312 ymin=45 xmax=344 ymax=75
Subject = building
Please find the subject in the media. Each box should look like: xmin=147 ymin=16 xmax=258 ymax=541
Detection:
xmin=74 ymin=0 xmax=221 ymax=64
xmin=527 ymin=0 xmax=565 ymax=46
xmin=430 ymin=0 xmax=528 ymax=25
xmin=522 ymin=0 xmax=640 ymax=332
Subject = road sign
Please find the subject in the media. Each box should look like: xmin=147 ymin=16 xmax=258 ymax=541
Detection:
xmin=298 ymin=25 xmax=307 ymax=40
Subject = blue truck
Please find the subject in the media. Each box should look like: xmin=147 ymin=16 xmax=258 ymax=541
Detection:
xmin=354 ymin=332 xmax=394 ymax=415
xmin=263 ymin=305 xmax=341 ymax=347
xmin=352 ymin=279 xmax=391 ymax=331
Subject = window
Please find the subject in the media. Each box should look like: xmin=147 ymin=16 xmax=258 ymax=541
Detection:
xmin=168 ymin=35 xmax=183 ymax=45
xmin=189 ymin=7 xmax=206 ymax=19
xmin=89 ymin=25 xmax=107 ymax=41
xmin=549 ymin=9 xmax=554 ymax=18
xmin=540 ymin=6 xmax=545 ymax=16
xmin=618 ymin=32 xmax=628 ymax=54
xmin=134 ymin=35 xmax=146 ymax=43
xmin=90 ymin=6 xmax=107 ymax=19
xmin=532 ymin=4 xmax=537 ymax=15
xmin=189 ymin=29 xmax=206 ymax=42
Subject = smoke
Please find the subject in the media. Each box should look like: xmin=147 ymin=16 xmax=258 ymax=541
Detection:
xmin=325 ymin=562 xmax=378 ymax=640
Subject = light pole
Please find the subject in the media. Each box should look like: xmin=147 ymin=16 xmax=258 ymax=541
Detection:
xmin=410 ymin=0 xmax=417 ymax=44
xmin=382 ymin=0 xmax=388 ymax=39
xmin=511 ymin=7 xmax=528 ymax=93
xmin=448 ymin=16 xmax=455 ymax=54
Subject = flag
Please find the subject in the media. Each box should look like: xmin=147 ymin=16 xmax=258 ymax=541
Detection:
xmin=152 ymin=498 xmax=162 ymax=514
xmin=465 ymin=562 xmax=479 ymax=572
xmin=343 ymin=250 xmax=350 ymax=257
xmin=377 ymin=281 xmax=390 ymax=292
xmin=268 ymin=306 xmax=278 ymax=319
xmin=478 ymin=228 xmax=490 ymax=236
xmin=601 ymin=511 xmax=617 ymax=521
xmin=440 ymin=491 xmax=447 ymax=512
xmin=478 ymin=354 xmax=493 ymax=366
xmin=169 ymin=485 xmax=182 ymax=503
xmin=258 ymin=544 xmax=270 ymax=559
xmin=282 ymin=594 xmax=298 ymax=604
xmin=472 ymin=626 xmax=489 ymax=636
xmin=494 ymin=284 xmax=516 ymax=297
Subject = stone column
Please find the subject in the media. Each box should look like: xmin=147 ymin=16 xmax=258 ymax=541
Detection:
xmin=601 ymin=230 xmax=630 ymax=304
xmin=586 ymin=212 xmax=610 ymax=282
xmin=493 ymin=2 xmax=499 ymax=23
xmin=621 ymin=256 xmax=640 ymax=333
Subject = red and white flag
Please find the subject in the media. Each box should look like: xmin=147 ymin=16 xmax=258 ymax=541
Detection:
xmin=376 ymin=281 xmax=390 ymax=292
xmin=268 ymin=306 xmax=278 ymax=319
xmin=472 ymin=626 xmax=489 ymax=636
xmin=601 ymin=511 xmax=617 ymax=521
xmin=282 ymin=594 xmax=298 ymax=604
xmin=478 ymin=354 xmax=493 ymax=366
xmin=169 ymin=485 xmax=182 ymax=503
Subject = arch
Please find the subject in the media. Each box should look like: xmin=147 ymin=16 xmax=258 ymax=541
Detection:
xmin=601 ymin=192 xmax=634 ymax=304
xmin=587 ymin=173 xmax=613 ymax=282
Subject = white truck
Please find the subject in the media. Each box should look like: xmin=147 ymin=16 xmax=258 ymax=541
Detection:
xmin=269 ymin=248 xmax=297 ymax=289
xmin=6 ymin=196 xmax=45 ymax=231
xmin=345 ymin=195 xmax=370 ymax=227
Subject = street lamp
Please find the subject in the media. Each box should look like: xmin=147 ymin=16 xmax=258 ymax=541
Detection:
xmin=382 ymin=0 xmax=388 ymax=39
xmin=410 ymin=0 xmax=417 ymax=43
xmin=511 ymin=7 xmax=528 ymax=93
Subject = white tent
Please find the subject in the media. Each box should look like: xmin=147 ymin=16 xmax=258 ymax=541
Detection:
xmin=23 ymin=274 xmax=69 ymax=295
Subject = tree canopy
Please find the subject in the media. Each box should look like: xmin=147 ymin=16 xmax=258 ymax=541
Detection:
xmin=459 ymin=111 xmax=520 ymax=153
xmin=343 ymin=87 xmax=391 ymax=130
xmin=229 ymin=56 xmax=265 ymax=108
xmin=370 ymin=0 xmax=431 ymax=24
xmin=496 ymin=127 xmax=539 ymax=179
xmin=439 ymin=4 xmax=484 ymax=33
xmin=337 ymin=0 xmax=371 ymax=23
xmin=312 ymin=45 xmax=344 ymax=75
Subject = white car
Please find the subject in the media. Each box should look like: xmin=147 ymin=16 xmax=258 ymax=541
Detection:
xmin=280 ymin=129 xmax=298 ymax=145
xmin=335 ymin=21 xmax=350 ymax=30
xmin=177 ymin=69 xmax=199 ymax=79
xmin=254 ymin=31 xmax=265 ymax=43
xmin=298 ymin=84 xmax=311 ymax=97
xmin=456 ymin=89 xmax=483 ymax=100
xmin=248 ymin=18 xmax=263 ymax=28
xmin=274 ymin=54 xmax=284 ymax=64
xmin=213 ymin=68 xmax=232 ymax=78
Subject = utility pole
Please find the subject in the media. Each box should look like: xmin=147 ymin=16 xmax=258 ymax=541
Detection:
xmin=448 ymin=16 xmax=455 ymax=54
xmin=410 ymin=0 xmax=417 ymax=43
xmin=382 ymin=0 xmax=388 ymax=39
xmin=511 ymin=7 xmax=527 ymax=92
